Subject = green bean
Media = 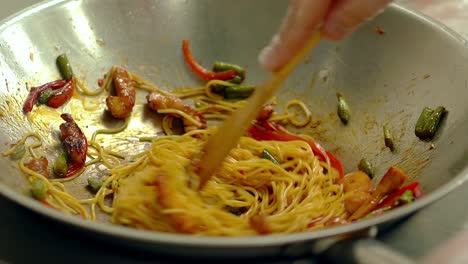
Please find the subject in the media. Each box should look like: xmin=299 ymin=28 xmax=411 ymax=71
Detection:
xmin=383 ymin=125 xmax=395 ymax=152
xmin=212 ymin=62 xmax=246 ymax=92
xmin=10 ymin=144 xmax=26 ymax=161
xmin=211 ymin=84 xmax=226 ymax=94
xmin=212 ymin=75 xmax=246 ymax=95
xmin=224 ymin=85 xmax=255 ymax=99
xmin=87 ymin=175 xmax=104 ymax=193
xmin=358 ymin=158 xmax=375 ymax=178
xmin=261 ymin=149 xmax=280 ymax=165
xmin=30 ymin=180 xmax=47 ymax=200
xmin=56 ymin=54 xmax=74 ymax=81
xmin=53 ymin=152 xmax=68 ymax=178
xmin=415 ymin=107 xmax=434 ymax=139
xmin=415 ymin=106 xmax=446 ymax=140
xmin=425 ymin=106 xmax=446 ymax=139
xmin=227 ymin=75 xmax=244 ymax=85
xmin=213 ymin=61 xmax=246 ymax=81
xmin=37 ymin=88 xmax=55 ymax=104
xmin=336 ymin=92 xmax=350 ymax=125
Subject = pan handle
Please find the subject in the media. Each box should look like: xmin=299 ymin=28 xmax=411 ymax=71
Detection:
xmin=312 ymin=227 xmax=415 ymax=264
xmin=318 ymin=238 xmax=415 ymax=264
xmin=317 ymin=227 xmax=468 ymax=264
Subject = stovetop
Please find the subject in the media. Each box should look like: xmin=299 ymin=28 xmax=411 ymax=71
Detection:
xmin=2 ymin=1 xmax=468 ymax=263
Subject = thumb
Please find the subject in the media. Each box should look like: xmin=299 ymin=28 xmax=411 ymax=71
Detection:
xmin=323 ymin=0 xmax=392 ymax=40
xmin=259 ymin=0 xmax=332 ymax=72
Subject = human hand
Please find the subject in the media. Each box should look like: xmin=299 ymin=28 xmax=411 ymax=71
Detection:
xmin=259 ymin=0 xmax=392 ymax=72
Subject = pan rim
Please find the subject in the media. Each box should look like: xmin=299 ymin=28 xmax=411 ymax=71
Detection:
xmin=0 ymin=0 xmax=467 ymax=249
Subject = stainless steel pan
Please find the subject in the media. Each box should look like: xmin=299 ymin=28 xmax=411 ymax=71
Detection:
xmin=0 ymin=0 xmax=467 ymax=262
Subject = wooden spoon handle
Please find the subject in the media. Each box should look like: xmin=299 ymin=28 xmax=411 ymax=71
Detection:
xmin=195 ymin=31 xmax=322 ymax=187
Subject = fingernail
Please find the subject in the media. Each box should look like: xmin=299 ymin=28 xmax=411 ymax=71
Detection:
xmin=258 ymin=45 xmax=275 ymax=71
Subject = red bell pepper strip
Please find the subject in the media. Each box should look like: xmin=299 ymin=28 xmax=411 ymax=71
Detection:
xmin=348 ymin=166 xmax=407 ymax=221
xmin=248 ymin=121 xmax=345 ymax=178
xmin=377 ymin=182 xmax=423 ymax=209
xmin=23 ymin=80 xmax=67 ymax=113
xmin=250 ymin=121 xmax=328 ymax=161
xmin=182 ymin=39 xmax=237 ymax=81
xmin=64 ymin=162 xmax=84 ymax=178
xmin=47 ymin=79 xmax=75 ymax=109
xmin=325 ymin=151 xmax=345 ymax=179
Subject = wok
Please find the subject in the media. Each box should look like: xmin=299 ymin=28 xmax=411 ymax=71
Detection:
xmin=0 ymin=0 xmax=467 ymax=262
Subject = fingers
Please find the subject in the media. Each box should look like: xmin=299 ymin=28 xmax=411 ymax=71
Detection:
xmin=259 ymin=0 xmax=332 ymax=72
xmin=259 ymin=0 xmax=392 ymax=72
xmin=323 ymin=0 xmax=393 ymax=40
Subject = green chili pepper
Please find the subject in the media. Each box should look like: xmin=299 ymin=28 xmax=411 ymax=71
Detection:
xmin=227 ymin=75 xmax=244 ymax=85
xmin=87 ymin=175 xmax=104 ymax=193
xmin=415 ymin=106 xmax=447 ymax=140
xmin=211 ymin=62 xmax=246 ymax=93
xmin=37 ymin=88 xmax=56 ymax=104
xmin=415 ymin=106 xmax=434 ymax=139
xmin=211 ymin=75 xmax=246 ymax=95
xmin=10 ymin=143 xmax=26 ymax=161
xmin=336 ymin=92 xmax=350 ymax=125
xmin=53 ymin=152 xmax=68 ymax=178
xmin=425 ymin=106 xmax=446 ymax=139
xmin=395 ymin=190 xmax=414 ymax=206
xmin=358 ymin=158 xmax=375 ymax=178
xmin=213 ymin=61 xmax=246 ymax=82
xmin=383 ymin=125 xmax=396 ymax=152
xmin=30 ymin=179 xmax=47 ymax=200
xmin=261 ymin=149 xmax=280 ymax=165
xmin=364 ymin=206 xmax=391 ymax=219
xmin=56 ymin=54 xmax=74 ymax=81
xmin=223 ymin=85 xmax=255 ymax=99
xmin=211 ymin=84 xmax=226 ymax=94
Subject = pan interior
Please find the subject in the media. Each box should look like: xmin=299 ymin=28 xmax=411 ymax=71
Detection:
xmin=0 ymin=0 xmax=467 ymax=247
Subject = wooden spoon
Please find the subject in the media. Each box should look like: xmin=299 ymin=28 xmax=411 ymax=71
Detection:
xmin=194 ymin=31 xmax=322 ymax=188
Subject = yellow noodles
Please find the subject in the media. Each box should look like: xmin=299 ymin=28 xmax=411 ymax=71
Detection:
xmin=269 ymin=100 xmax=312 ymax=127
xmin=76 ymin=67 xmax=115 ymax=96
xmin=112 ymin=130 xmax=345 ymax=235
xmin=91 ymin=117 xmax=130 ymax=141
xmin=5 ymin=66 xmax=340 ymax=236
xmin=2 ymin=133 xmax=90 ymax=218
xmin=157 ymin=109 xmax=202 ymax=127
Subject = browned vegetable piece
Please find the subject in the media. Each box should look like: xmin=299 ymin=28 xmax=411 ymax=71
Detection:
xmin=349 ymin=166 xmax=407 ymax=221
xmin=147 ymin=92 xmax=207 ymax=133
xmin=343 ymin=171 xmax=373 ymax=193
xmin=249 ymin=215 xmax=272 ymax=235
xmin=345 ymin=191 xmax=371 ymax=215
xmin=106 ymin=67 xmax=136 ymax=119
xmin=60 ymin=113 xmax=87 ymax=167
xmin=25 ymin=156 xmax=50 ymax=178
xmin=343 ymin=171 xmax=373 ymax=215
